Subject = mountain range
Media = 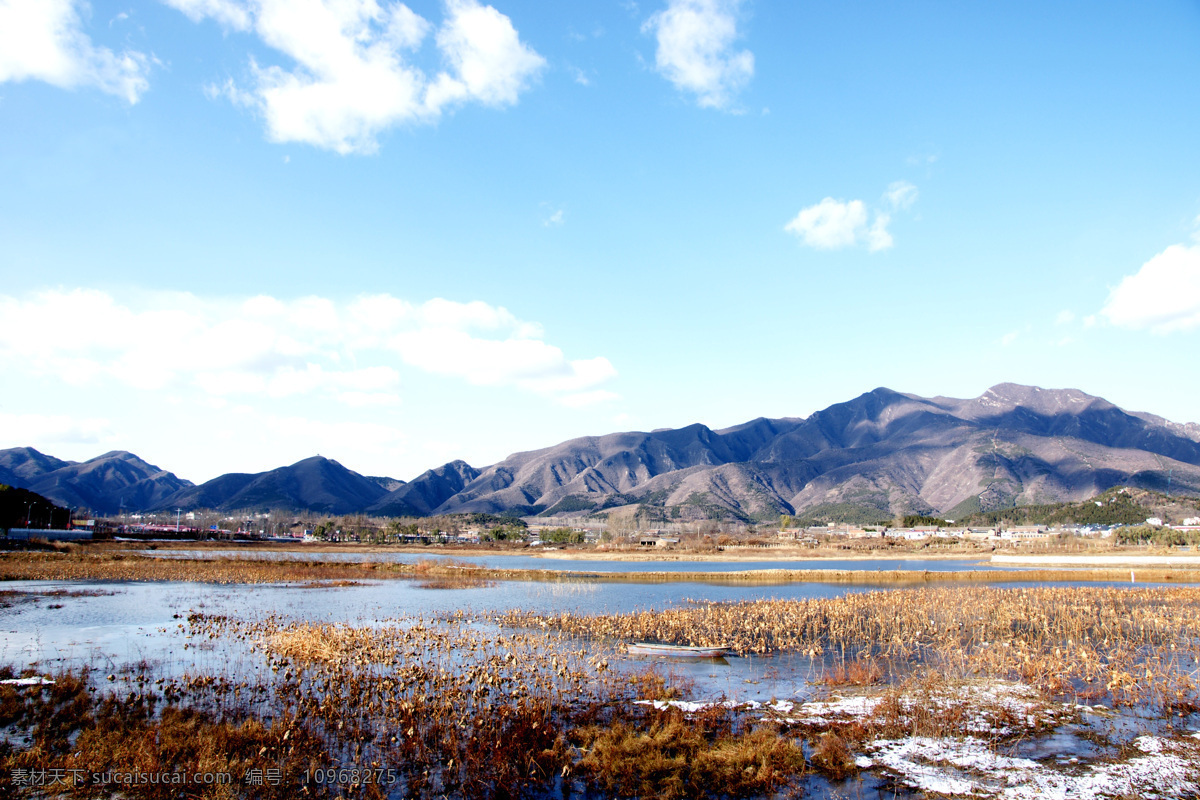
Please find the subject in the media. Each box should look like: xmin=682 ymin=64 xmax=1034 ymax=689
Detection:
xmin=4 ymin=383 xmax=1199 ymax=522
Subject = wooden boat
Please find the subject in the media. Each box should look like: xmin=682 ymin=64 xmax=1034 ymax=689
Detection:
xmin=626 ymin=642 xmax=728 ymax=658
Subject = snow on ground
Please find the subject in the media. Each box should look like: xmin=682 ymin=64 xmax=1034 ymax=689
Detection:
xmin=633 ymin=698 xmax=796 ymax=714
xmin=766 ymin=680 xmax=1069 ymax=734
xmin=633 ymin=683 xmax=1200 ymax=798
xmin=861 ymin=734 xmax=1200 ymax=799
xmin=635 ymin=681 xmax=1068 ymax=733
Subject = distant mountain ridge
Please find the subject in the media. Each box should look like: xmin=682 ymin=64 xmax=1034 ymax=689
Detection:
xmin=0 ymin=448 xmax=192 ymax=515
xmin=160 ymin=455 xmax=388 ymax=514
xmin=4 ymin=383 xmax=1199 ymax=520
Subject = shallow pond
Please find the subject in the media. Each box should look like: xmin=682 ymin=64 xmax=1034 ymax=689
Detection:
xmin=140 ymin=549 xmax=1006 ymax=573
xmin=2 ymin=575 xmax=1192 ymax=703
xmin=4 ymin=575 xmax=1200 ymax=799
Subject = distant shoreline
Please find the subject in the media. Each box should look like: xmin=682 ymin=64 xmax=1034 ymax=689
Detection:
xmin=992 ymin=553 xmax=1200 ymax=567
xmin=93 ymin=539 xmax=1199 ymax=565
xmin=123 ymin=541 xmax=991 ymax=562
xmin=531 ymin=548 xmax=983 ymax=563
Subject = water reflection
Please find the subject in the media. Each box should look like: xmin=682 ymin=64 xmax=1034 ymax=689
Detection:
xmin=3 ymin=576 xmax=1185 ymax=698
xmin=141 ymin=548 xmax=1001 ymax=573
xmin=0 ymin=578 xmax=847 ymax=704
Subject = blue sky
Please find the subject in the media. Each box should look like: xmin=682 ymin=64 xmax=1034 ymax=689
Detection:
xmin=1 ymin=0 xmax=1199 ymax=484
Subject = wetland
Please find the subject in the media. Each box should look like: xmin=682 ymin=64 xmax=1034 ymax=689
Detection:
xmin=2 ymin=543 xmax=1200 ymax=798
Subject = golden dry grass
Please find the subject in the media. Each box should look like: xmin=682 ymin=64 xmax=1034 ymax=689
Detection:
xmin=505 ymin=584 xmax=1200 ymax=711
xmin=5 ymin=548 xmax=1199 ymax=586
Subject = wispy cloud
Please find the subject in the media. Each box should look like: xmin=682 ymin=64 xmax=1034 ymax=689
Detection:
xmin=0 ymin=412 xmax=114 ymax=445
xmin=568 ymin=65 xmax=591 ymax=86
xmin=643 ymin=0 xmax=752 ymax=110
xmin=179 ymin=0 xmax=545 ymax=154
xmin=0 ymin=289 xmax=616 ymax=404
xmin=161 ymin=0 xmax=251 ymax=30
xmin=884 ymin=180 xmax=918 ymax=210
xmin=0 ymin=0 xmax=150 ymax=102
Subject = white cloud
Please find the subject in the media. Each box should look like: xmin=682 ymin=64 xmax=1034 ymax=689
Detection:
xmin=1101 ymin=243 xmax=1200 ymax=333
xmin=884 ymin=181 xmax=918 ymax=210
xmin=261 ymin=413 xmax=410 ymax=458
xmin=785 ymin=198 xmax=868 ymax=250
xmin=517 ymin=356 xmax=618 ymax=394
xmin=431 ymin=0 xmax=545 ymax=107
xmin=786 ymin=182 xmax=919 ymax=253
xmin=160 ymin=0 xmax=251 ymax=30
xmin=1055 ymin=310 xmax=1075 ymax=326
xmin=1000 ymin=330 xmax=1020 ymax=347
xmin=543 ymin=208 xmax=564 ymax=226
xmin=337 ymin=391 xmax=401 ymax=407
xmin=784 ymin=198 xmax=894 ymax=252
xmin=866 ymin=212 xmax=892 ymax=251
xmin=568 ymin=65 xmax=590 ymax=86
xmin=387 ymin=329 xmax=615 ymax=394
xmin=0 ymin=0 xmax=150 ymax=102
xmin=178 ymin=0 xmax=544 ymax=154
xmin=643 ymin=0 xmax=753 ymax=110
xmin=0 ymin=289 xmax=614 ymax=404
xmin=0 ymin=412 xmax=114 ymax=445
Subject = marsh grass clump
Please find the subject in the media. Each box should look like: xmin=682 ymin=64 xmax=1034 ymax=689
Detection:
xmin=821 ymin=656 xmax=886 ymax=687
xmin=0 ymin=667 xmax=327 ymax=799
xmin=807 ymin=731 xmax=855 ymax=779
xmin=8 ymin=582 xmax=1200 ymax=798
xmin=4 ymin=610 xmax=824 ymax=799
xmin=506 ymin=585 xmax=1200 ymax=713
xmin=574 ymin=706 xmax=807 ymax=799
xmin=179 ymin=612 xmax=627 ymax=798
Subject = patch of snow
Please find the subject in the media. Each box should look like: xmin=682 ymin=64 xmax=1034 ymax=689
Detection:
xmin=772 ymin=681 xmax=1067 ymax=734
xmin=769 ymin=694 xmax=883 ymax=725
xmin=867 ymin=735 xmax=1200 ymax=799
xmin=0 ymin=676 xmax=54 ymax=686
xmin=635 ymin=699 xmax=712 ymax=713
xmin=634 ymin=698 xmax=748 ymax=713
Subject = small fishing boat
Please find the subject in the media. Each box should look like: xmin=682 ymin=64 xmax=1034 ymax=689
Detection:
xmin=626 ymin=642 xmax=729 ymax=658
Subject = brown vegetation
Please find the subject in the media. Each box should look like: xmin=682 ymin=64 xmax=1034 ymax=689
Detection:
xmin=4 ymin=581 xmax=1200 ymax=797
xmin=574 ymin=711 xmax=806 ymax=799
xmin=1 ymin=613 xmax=818 ymax=799
xmin=4 ymin=548 xmax=1199 ymax=586
xmin=505 ymin=584 xmax=1200 ymax=711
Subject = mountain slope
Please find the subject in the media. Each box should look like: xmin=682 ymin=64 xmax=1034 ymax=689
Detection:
xmin=6 ymin=383 xmax=1198 ymax=520
xmin=0 ymin=447 xmax=73 ymax=483
xmin=367 ymin=461 xmax=481 ymax=517
xmin=157 ymin=456 xmax=387 ymax=513
xmin=425 ymin=384 xmax=1200 ymax=521
xmin=2 ymin=450 xmax=194 ymax=514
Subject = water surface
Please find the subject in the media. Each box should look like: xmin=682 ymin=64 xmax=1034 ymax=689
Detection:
xmin=141 ymin=548 xmax=1002 ymax=573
